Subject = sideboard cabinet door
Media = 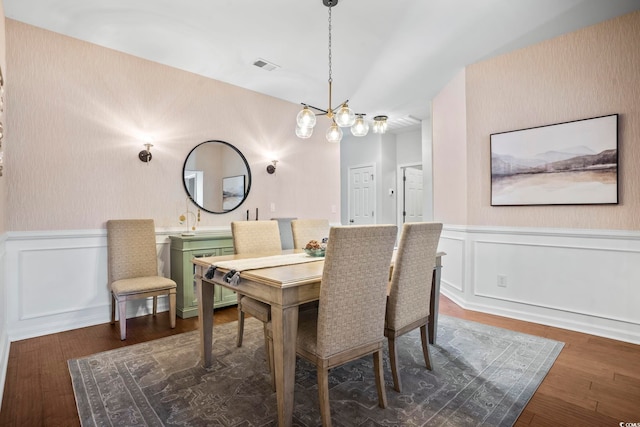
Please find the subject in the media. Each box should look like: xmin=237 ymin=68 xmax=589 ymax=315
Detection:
xmin=169 ymin=234 xmax=235 ymax=318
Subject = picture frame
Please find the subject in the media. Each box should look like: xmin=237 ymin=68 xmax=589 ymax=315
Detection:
xmin=222 ymin=175 xmax=246 ymax=211
xmin=490 ymin=114 xmax=618 ymax=206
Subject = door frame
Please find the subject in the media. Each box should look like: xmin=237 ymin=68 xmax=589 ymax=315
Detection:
xmin=396 ymin=162 xmax=422 ymax=229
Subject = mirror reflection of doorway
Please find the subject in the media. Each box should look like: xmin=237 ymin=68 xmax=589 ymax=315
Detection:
xmin=399 ymin=164 xmax=423 ymax=226
xmin=184 ymin=170 xmax=204 ymax=206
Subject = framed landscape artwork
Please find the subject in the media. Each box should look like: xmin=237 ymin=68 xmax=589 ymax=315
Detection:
xmin=490 ymin=114 xmax=618 ymax=206
xmin=222 ymin=175 xmax=245 ymax=211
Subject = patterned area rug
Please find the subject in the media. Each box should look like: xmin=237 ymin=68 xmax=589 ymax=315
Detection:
xmin=68 ymin=315 xmax=563 ymax=426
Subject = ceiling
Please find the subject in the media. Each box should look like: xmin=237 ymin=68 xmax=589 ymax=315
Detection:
xmin=5 ymin=0 xmax=640 ymax=132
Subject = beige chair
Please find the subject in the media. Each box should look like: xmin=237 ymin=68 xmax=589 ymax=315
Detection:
xmin=291 ymin=219 xmax=331 ymax=249
xmin=271 ymin=217 xmax=297 ymax=250
xmin=107 ymin=219 xmax=177 ymax=340
xmin=385 ymin=222 xmax=442 ymax=392
xmin=230 ymin=220 xmax=282 ymax=352
xmin=270 ymin=225 xmax=397 ymax=426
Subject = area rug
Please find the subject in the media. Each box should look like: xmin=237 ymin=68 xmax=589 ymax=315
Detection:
xmin=68 ymin=315 xmax=563 ymax=426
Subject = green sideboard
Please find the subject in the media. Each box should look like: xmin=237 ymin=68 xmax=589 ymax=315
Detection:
xmin=169 ymin=233 xmax=236 ymax=318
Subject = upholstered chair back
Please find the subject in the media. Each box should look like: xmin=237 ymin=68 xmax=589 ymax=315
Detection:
xmin=315 ymin=225 xmax=397 ymax=358
xmin=291 ymin=219 xmax=331 ymax=249
xmin=107 ymin=219 xmax=159 ymax=283
xmin=231 ymin=220 xmax=282 ymax=255
xmin=386 ymin=222 xmax=442 ymax=330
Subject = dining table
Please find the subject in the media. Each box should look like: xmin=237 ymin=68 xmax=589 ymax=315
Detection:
xmin=193 ymin=249 xmax=445 ymax=427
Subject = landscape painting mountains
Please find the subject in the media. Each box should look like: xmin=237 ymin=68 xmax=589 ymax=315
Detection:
xmin=490 ymin=115 xmax=618 ymax=206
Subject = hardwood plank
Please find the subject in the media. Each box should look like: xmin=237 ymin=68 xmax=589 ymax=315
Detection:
xmin=534 ymin=371 xmax=598 ymax=411
xmin=589 ymin=380 xmax=640 ymax=420
xmin=524 ymin=393 xmax=620 ymax=426
xmin=614 ymin=372 xmax=640 ymax=389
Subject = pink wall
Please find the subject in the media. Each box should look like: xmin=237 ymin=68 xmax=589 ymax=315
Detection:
xmin=0 ymin=2 xmax=6 ymax=234
xmin=432 ymin=69 xmax=467 ymax=224
xmin=434 ymin=11 xmax=640 ymax=230
xmin=5 ymin=20 xmax=341 ymax=231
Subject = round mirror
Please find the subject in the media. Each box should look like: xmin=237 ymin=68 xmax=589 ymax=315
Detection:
xmin=182 ymin=140 xmax=252 ymax=214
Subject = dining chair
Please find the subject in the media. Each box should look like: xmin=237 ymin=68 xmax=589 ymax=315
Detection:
xmin=269 ymin=224 xmax=397 ymax=426
xmin=291 ymin=218 xmax=330 ymax=249
xmin=107 ymin=219 xmax=177 ymax=340
xmin=271 ymin=217 xmax=297 ymax=250
xmin=385 ymin=222 xmax=442 ymax=392
xmin=230 ymin=220 xmax=282 ymax=354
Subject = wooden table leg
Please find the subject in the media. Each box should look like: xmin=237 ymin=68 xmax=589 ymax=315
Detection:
xmin=196 ymin=266 xmax=215 ymax=367
xmin=428 ymin=256 xmax=443 ymax=345
xmin=270 ymin=303 xmax=299 ymax=427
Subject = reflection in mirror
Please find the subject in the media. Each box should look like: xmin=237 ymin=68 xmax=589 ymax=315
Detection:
xmin=182 ymin=140 xmax=252 ymax=214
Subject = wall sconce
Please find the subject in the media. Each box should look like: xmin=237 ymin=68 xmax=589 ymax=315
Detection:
xmin=266 ymin=160 xmax=278 ymax=174
xmin=138 ymin=143 xmax=153 ymax=163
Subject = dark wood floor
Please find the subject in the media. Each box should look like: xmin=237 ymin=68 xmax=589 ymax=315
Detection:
xmin=1 ymin=296 xmax=639 ymax=426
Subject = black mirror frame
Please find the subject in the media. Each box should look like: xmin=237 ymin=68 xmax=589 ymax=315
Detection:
xmin=182 ymin=140 xmax=252 ymax=214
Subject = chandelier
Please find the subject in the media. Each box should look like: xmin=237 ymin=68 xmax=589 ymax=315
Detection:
xmin=295 ymin=0 xmax=387 ymax=143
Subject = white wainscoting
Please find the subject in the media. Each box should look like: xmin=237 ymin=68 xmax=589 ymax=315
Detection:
xmin=4 ymin=225 xmax=640 ymax=348
xmin=439 ymin=225 xmax=640 ymax=344
xmin=3 ymin=227 xmax=214 ymax=342
xmin=0 ymin=234 xmax=8 ymax=408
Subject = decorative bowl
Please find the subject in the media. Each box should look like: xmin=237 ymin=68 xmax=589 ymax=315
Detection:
xmin=304 ymin=248 xmax=326 ymax=257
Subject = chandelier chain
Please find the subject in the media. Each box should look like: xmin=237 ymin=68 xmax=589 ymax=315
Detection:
xmin=328 ymin=5 xmax=332 ymax=84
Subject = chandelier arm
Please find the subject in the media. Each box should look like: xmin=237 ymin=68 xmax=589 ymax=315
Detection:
xmin=301 ymin=99 xmax=349 ymax=116
xmin=301 ymin=103 xmax=329 ymax=115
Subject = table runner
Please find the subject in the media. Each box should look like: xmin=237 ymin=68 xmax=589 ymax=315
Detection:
xmin=205 ymin=252 xmax=323 ymax=285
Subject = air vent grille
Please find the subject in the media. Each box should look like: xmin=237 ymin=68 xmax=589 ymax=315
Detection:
xmin=253 ymin=58 xmax=280 ymax=71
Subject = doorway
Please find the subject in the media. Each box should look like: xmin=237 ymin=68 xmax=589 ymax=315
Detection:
xmin=397 ymin=164 xmax=423 ymax=228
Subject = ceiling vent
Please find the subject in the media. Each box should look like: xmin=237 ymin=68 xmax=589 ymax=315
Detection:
xmin=253 ymin=58 xmax=280 ymax=71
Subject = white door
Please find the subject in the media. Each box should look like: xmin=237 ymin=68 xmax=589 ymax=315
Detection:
xmin=402 ymin=166 xmax=423 ymax=223
xmin=348 ymin=165 xmax=376 ymax=225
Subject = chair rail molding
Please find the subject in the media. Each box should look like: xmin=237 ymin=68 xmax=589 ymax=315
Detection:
xmin=439 ymin=224 xmax=640 ymax=345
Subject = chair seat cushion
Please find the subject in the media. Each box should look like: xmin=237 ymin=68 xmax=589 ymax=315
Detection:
xmin=240 ymin=296 xmax=271 ymax=322
xmin=111 ymin=276 xmax=176 ymax=296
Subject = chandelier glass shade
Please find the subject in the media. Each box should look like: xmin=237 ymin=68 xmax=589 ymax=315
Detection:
xmin=335 ymin=103 xmax=355 ymax=127
xmin=295 ymin=0 xmax=386 ymax=143
xmin=326 ymin=122 xmax=343 ymax=143
xmin=351 ymin=114 xmax=369 ymax=136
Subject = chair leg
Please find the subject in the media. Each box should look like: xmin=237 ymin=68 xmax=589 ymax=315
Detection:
xmin=373 ymin=350 xmax=387 ymax=409
xmin=387 ymin=336 xmax=402 ymax=392
xmin=237 ymin=306 xmax=245 ymax=347
xmin=118 ymin=298 xmax=127 ymax=340
xmin=169 ymin=291 xmax=176 ymax=329
xmin=152 ymin=296 xmax=158 ymax=316
xmin=420 ymin=324 xmax=433 ymax=370
xmin=317 ymin=367 xmax=332 ymax=427
xmin=110 ymin=294 xmax=116 ymax=325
